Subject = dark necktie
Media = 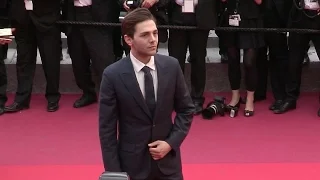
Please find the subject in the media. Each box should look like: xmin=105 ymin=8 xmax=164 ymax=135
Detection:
xmin=141 ymin=66 xmax=156 ymax=117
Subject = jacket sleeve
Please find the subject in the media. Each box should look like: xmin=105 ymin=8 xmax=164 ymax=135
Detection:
xmin=165 ymin=59 xmax=195 ymax=151
xmin=99 ymin=68 xmax=122 ymax=172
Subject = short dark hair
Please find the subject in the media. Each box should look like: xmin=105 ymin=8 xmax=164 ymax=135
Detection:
xmin=121 ymin=8 xmax=157 ymax=38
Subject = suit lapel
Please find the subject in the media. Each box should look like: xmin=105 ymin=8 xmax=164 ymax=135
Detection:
xmin=154 ymin=55 xmax=169 ymax=119
xmin=120 ymin=57 xmax=152 ymax=119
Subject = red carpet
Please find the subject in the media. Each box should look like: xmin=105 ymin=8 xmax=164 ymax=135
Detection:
xmin=1 ymin=93 xmax=320 ymax=180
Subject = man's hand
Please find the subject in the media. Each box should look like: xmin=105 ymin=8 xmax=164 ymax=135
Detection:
xmin=0 ymin=28 xmax=15 ymax=45
xmin=0 ymin=37 xmax=12 ymax=45
xmin=123 ymin=0 xmax=131 ymax=11
xmin=148 ymin=140 xmax=172 ymax=160
xmin=141 ymin=0 xmax=158 ymax=8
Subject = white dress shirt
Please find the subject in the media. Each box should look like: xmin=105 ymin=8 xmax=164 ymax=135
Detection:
xmin=74 ymin=0 xmax=92 ymax=7
xmin=130 ymin=52 xmax=158 ymax=101
xmin=175 ymin=0 xmax=198 ymax=6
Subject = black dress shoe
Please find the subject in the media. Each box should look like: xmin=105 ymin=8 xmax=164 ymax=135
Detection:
xmin=273 ymin=101 xmax=296 ymax=114
xmin=269 ymin=100 xmax=284 ymax=111
xmin=4 ymin=102 xmax=29 ymax=113
xmin=0 ymin=106 xmax=4 ymax=115
xmin=47 ymin=102 xmax=59 ymax=112
xmin=73 ymin=95 xmax=97 ymax=108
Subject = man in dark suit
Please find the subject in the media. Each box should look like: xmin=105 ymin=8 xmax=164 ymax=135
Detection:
xmin=0 ymin=0 xmax=11 ymax=115
xmin=255 ymin=0 xmax=292 ymax=111
xmin=99 ymin=8 xmax=194 ymax=180
xmin=274 ymin=0 xmax=320 ymax=114
xmin=4 ymin=0 xmax=61 ymax=113
xmin=168 ymin=0 xmax=217 ymax=114
xmin=62 ymin=0 xmax=119 ymax=108
xmin=0 ymin=0 xmax=9 ymax=61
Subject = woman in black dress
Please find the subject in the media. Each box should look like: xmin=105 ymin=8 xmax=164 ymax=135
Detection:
xmin=221 ymin=0 xmax=264 ymax=117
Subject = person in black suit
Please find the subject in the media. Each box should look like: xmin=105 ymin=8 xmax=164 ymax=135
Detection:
xmin=0 ymin=0 xmax=9 ymax=61
xmin=274 ymin=0 xmax=320 ymax=114
xmin=255 ymin=0 xmax=292 ymax=111
xmin=0 ymin=0 xmax=11 ymax=115
xmin=168 ymin=0 xmax=217 ymax=115
xmin=99 ymin=8 xmax=194 ymax=180
xmin=62 ymin=0 xmax=119 ymax=108
xmin=4 ymin=0 xmax=61 ymax=113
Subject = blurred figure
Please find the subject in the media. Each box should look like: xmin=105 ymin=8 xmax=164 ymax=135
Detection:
xmin=168 ymin=0 xmax=217 ymax=114
xmin=274 ymin=0 xmax=320 ymax=114
xmin=62 ymin=0 xmax=119 ymax=108
xmin=5 ymin=0 xmax=62 ymax=113
xmin=255 ymin=0 xmax=292 ymax=110
xmin=222 ymin=0 xmax=264 ymax=117
xmin=0 ymin=0 xmax=12 ymax=115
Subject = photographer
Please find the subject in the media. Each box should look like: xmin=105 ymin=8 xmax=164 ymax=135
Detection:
xmin=5 ymin=0 xmax=62 ymax=113
xmin=62 ymin=0 xmax=119 ymax=108
xmin=168 ymin=0 xmax=217 ymax=115
xmin=221 ymin=0 xmax=264 ymax=117
xmin=0 ymin=0 xmax=12 ymax=115
xmin=255 ymin=0 xmax=292 ymax=111
xmin=274 ymin=0 xmax=320 ymax=114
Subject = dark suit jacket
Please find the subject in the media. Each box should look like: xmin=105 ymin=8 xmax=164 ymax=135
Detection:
xmin=99 ymin=54 xmax=195 ymax=179
xmin=169 ymin=0 xmax=217 ymax=29
xmin=0 ymin=0 xmax=10 ymax=27
xmin=62 ymin=0 xmax=120 ymax=35
xmin=10 ymin=0 xmax=61 ymax=31
xmin=262 ymin=0 xmax=293 ymax=27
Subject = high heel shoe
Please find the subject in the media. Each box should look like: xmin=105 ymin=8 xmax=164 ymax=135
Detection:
xmin=226 ymin=97 xmax=243 ymax=111
xmin=244 ymin=110 xmax=254 ymax=117
xmin=226 ymin=98 xmax=243 ymax=118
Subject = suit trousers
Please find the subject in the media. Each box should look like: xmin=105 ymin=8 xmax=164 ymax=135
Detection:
xmin=67 ymin=7 xmax=115 ymax=95
xmin=0 ymin=55 xmax=7 ymax=106
xmin=255 ymin=5 xmax=289 ymax=100
xmin=0 ymin=19 xmax=9 ymax=106
xmin=168 ymin=29 xmax=209 ymax=104
xmin=14 ymin=18 xmax=61 ymax=104
xmin=285 ymin=12 xmax=320 ymax=101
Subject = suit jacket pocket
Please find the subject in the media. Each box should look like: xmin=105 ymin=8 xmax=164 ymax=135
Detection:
xmin=157 ymin=149 xmax=182 ymax=175
xmin=119 ymin=142 xmax=147 ymax=178
xmin=119 ymin=142 xmax=136 ymax=153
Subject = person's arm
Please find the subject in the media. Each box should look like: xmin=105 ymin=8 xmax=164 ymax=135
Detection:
xmin=165 ymin=59 xmax=195 ymax=152
xmin=99 ymin=69 xmax=121 ymax=172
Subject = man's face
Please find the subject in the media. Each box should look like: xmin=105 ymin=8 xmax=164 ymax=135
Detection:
xmin=124 ymin=19 xmax=158 ymax=57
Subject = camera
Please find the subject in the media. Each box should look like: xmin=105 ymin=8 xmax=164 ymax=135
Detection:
xmin=201 ymin=96 xmax=226 ymax=119
xmin=126 ymin=0 xmax=142 ymax=9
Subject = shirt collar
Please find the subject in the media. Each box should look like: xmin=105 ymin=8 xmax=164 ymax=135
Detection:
xmin=130 ymin=52 xmax=155 ymax=73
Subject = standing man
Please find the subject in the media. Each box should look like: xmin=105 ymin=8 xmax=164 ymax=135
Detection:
xmin=0 ymin=0 xmax=12 ymax=115
xmin=62 ymin=0 xmax=119 ymax=108
xmin=168 ymin=0 xmax=217 ymax=114
xmin=5 ymin=0 xmax=62 ymax=113
xmin=99 ymin=8 xmax=194 ymax=180
xmin=255 ymin=0 xmax=292 ymax=110
xmin=0 ymin=0 xmax=9 ymax=61
xmin=274 ymin=0 xmax=320 ymax=114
